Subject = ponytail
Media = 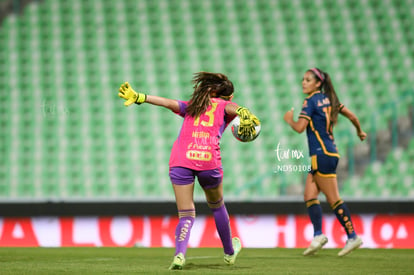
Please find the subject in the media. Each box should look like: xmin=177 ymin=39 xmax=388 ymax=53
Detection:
xmin=186 ymin=72 xmax=234 ymax=117
xmin=322 ymin=72 xmax=340 ymax=124
xmin=309 ymin=68 xmax=341 ymax=124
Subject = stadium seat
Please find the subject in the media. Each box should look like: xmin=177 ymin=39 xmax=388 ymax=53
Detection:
xmin=0 ymin=0 xmax=413 ymax=200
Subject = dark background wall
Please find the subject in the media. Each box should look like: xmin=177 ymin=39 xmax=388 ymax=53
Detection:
xmin=1 ymin=200 xmax=412 ymax=216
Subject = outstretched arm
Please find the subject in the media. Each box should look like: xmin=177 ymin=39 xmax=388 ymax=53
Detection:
xmin=118 ymin=82 xmax=180 ymax=112
xmin=340 ymin=106 xmax=367 ymax=141
xmin=145 ymin=95 xmax=180 ymax=112
xmin=283 ymin=108 xmax=309 ymax=133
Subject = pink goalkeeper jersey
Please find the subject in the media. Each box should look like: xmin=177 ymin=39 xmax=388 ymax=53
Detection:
xmin=169 ymin=98 xmax=237 ymax=171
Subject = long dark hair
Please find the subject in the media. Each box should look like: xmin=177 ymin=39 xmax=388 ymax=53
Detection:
xmin=186 ymin=72 xmax=234 ymax=117
xmin=309 ymin=68 xmax=341 ymax=124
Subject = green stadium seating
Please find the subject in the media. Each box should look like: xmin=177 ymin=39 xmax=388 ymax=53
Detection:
xmin=0 ymin=0 xmax=413 ymax=200
xmin=344 ymin=139 xmax=414 ymax=198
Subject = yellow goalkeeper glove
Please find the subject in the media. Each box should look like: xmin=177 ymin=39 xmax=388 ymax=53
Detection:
xmin=118 ymin=82 xmax=147 ymax=106
xmin=236 ymin=106 xmax=261 ymax=138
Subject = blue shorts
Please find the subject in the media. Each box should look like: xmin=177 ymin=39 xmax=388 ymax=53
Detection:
xmin=169 ymin=167 xmax=223 ymax=189
xmin=310 ymin=154 xmax=338 ymax=178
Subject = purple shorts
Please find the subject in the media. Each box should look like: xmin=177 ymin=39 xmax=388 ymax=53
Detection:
xmin=169 ymin=167 xmax=223 ymax=189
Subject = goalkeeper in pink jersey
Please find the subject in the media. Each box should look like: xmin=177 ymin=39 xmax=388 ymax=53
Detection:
xmin=118 ymin=72 xmax=260 ymax=270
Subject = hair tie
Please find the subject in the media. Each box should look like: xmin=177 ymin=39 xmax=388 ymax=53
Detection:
xmin=310 ymin=68 xmax=325 ymax=82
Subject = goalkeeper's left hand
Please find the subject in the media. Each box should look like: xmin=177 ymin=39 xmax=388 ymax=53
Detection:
xmin=236 ymin=106 xmax=261 ymax=138
xmin=118 ymin=82 xmax=147 ymax=106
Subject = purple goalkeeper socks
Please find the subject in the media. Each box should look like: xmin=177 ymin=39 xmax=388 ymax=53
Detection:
xmin=211 ymin=204 xmax=234 ymax=255
xmin=174 ymin=210 xmax=195 ymax=256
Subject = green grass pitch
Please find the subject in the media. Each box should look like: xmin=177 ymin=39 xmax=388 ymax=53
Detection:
xmin=0 ymin=248 xmax=413 ymax=274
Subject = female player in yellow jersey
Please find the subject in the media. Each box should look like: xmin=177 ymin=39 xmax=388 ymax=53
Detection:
xmin=284 ymin=68 xmax=367 ymax=256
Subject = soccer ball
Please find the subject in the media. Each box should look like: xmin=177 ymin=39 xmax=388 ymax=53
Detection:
xmin=230 ymin=116 xmax=261 ymax=142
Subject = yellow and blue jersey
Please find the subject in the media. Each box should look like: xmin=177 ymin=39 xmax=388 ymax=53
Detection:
xmin=299 ymin=91 xmax=343 ymax=157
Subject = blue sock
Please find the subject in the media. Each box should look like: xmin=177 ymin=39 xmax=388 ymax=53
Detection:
xmin=332 ymin=200 xmax=357 ymax=239
xmin=306 ymin=199 xmax=323 ymax=236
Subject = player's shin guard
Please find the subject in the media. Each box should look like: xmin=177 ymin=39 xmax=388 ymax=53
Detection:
xmin=306 ymin=199 xmax=323 ymax=236
xmin=208 ymin=198 xmax=233 ymax=255
xmin=174 ymin=209 xmax=195 ymax=256
xmin=332 ymin=200 xmax=357 ymax=239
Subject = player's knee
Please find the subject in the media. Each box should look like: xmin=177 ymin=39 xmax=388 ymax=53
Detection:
xmin=207 ymin=197 xmax=224 ymax=209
